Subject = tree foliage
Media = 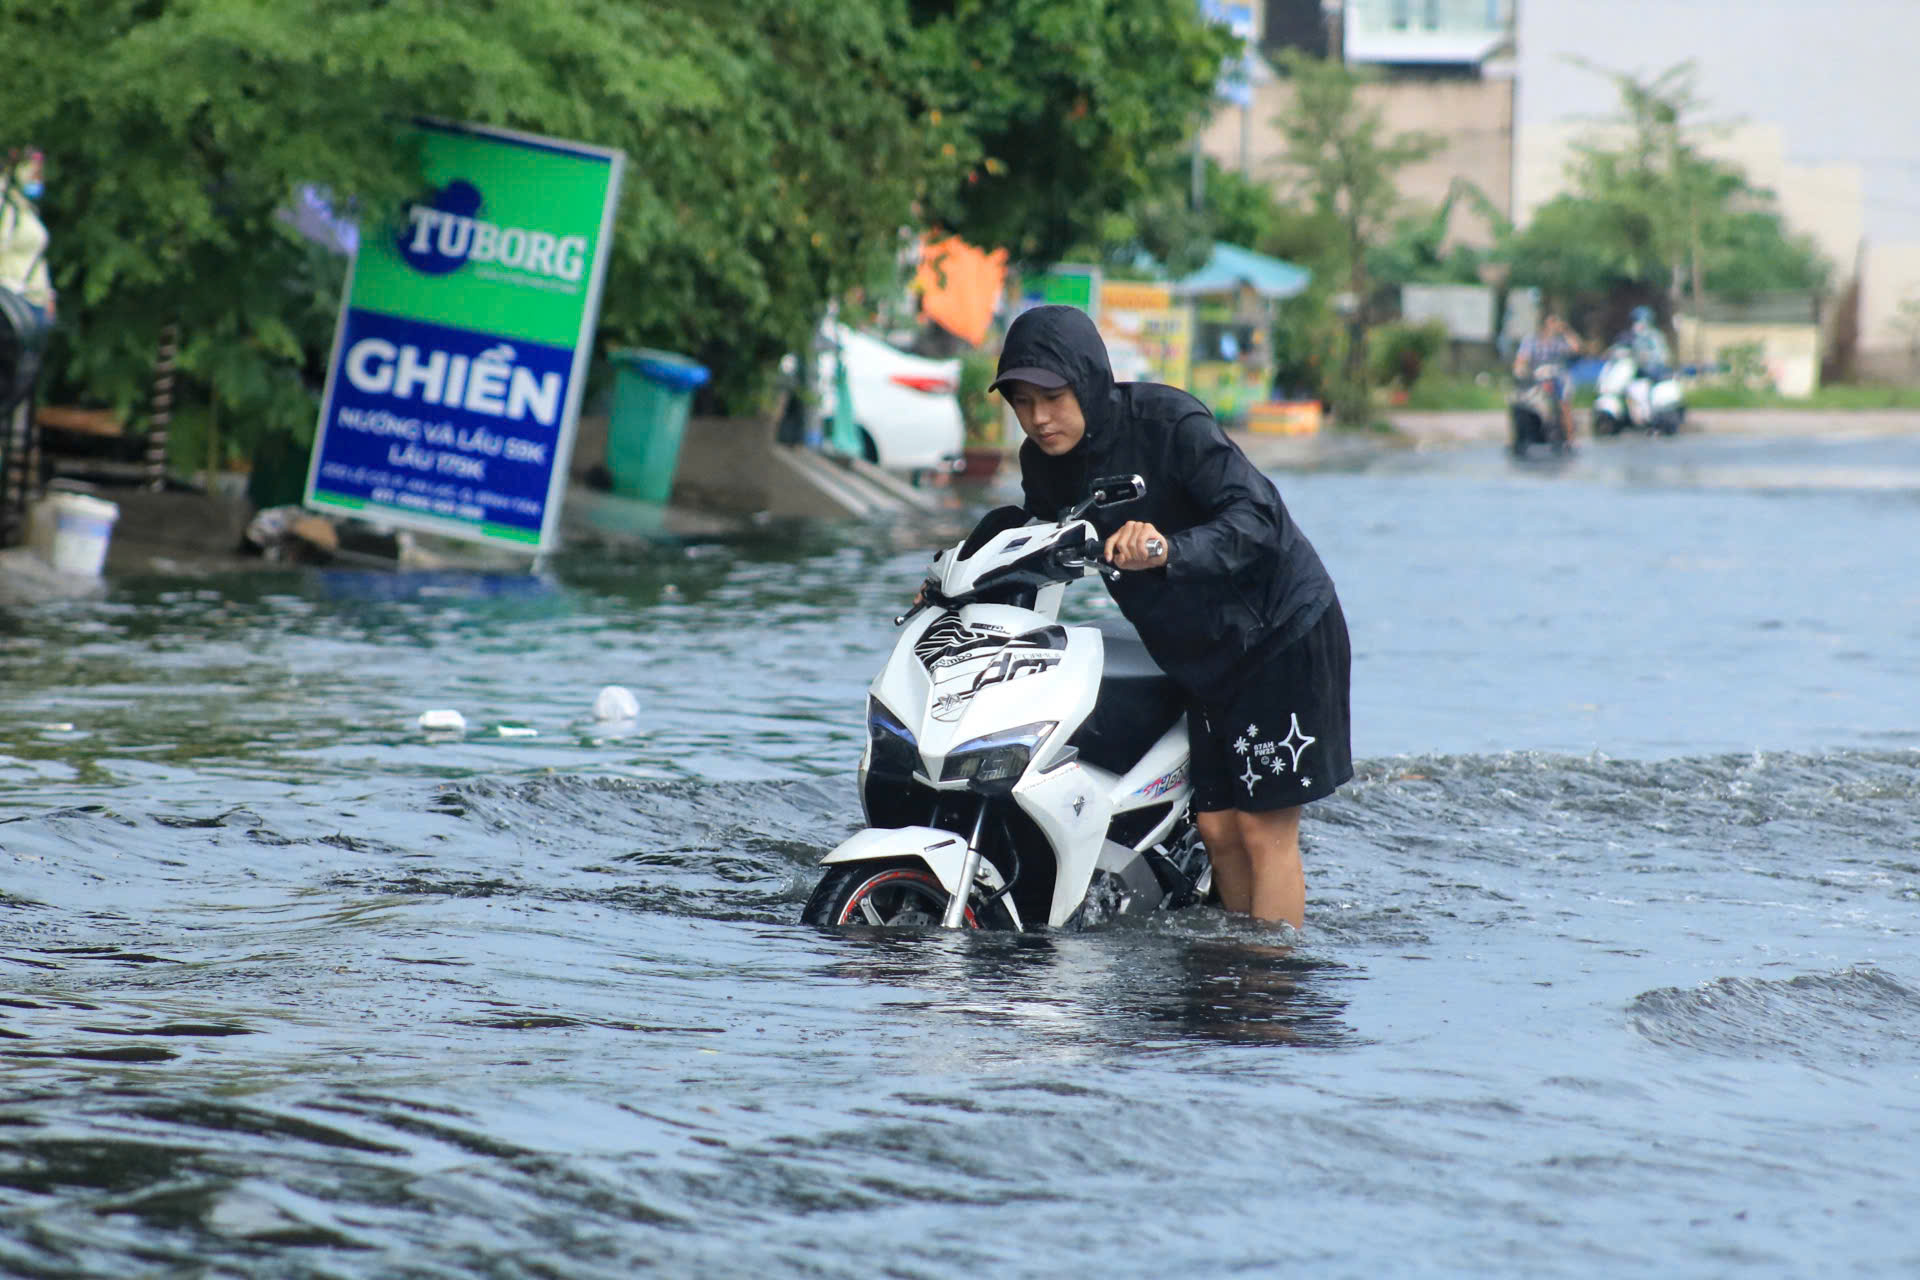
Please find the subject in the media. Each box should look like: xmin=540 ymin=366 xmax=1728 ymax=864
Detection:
xmin=1269 ymin=50 xmax=1443 ymax=425
xmin=1511 ymin=60 xmax=1829 ymax=321
xmin=1 ymin=0 xmax=1231 ymax=462
xmin=1058 ymin=156 xmax=1266 ymax=283
xmin=907 ymin=0 xmax=1233 ymax=268
xmin=1368 ymin=178 xmax=1510 ymax=288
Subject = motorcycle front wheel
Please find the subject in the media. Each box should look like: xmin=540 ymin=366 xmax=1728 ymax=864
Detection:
xmin=1508 ymin=411 xmax=1533 ymax=456
xmin=802 ymin=858 xmax=1016 ymax=929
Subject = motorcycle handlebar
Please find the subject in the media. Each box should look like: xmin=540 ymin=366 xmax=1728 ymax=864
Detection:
xmin=901 ymin=525 xmax=1114 ymax=625
xmin=1053 ymin=532 xmax=1119 ymax=582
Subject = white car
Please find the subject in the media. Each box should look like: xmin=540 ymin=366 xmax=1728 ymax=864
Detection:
xmin=815 ymin=323 xmax=965 ymax=473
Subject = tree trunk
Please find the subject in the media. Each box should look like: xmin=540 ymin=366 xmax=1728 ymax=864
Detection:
xmin=1687 ymin=197 xmax=1707 ymax=363
xmin=1340 ymin=218 xmax=1371 ymax=427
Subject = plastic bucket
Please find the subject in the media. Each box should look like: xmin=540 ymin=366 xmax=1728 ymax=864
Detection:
xmin=32 ymin=493 xmax=120 ymax=577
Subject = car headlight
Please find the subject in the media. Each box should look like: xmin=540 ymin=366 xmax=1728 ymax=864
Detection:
xmin=866 ymin=697 xmax=921 ymax=777
xmin=939 ymin=721 xmax=1058 ymax=794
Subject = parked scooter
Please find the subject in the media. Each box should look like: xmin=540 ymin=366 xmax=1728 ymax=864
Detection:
xmin=1509 ymin=362 xmax=1569 ymax=457
xmin=801 ymin=475 xmax=1210 ymax=931
xmin=1591 ymin=346 xmax=1685 ymax=437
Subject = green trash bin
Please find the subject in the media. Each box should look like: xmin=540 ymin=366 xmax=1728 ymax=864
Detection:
xmin=606 ymin=348 xmax=711 ymax=503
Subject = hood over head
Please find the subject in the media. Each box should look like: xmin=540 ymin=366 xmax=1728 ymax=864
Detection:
xmin=990 ymin=304 xmax=1116 ymax=442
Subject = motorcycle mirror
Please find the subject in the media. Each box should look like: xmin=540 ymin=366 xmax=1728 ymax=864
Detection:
xmin=1088 ymin=474 xmax=1146 ymax=508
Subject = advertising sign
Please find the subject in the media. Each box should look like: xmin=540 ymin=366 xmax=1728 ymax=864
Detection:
xmin=1097 ymin=281 xmax=1193 ymax=390
xmin=1038 ymin=265 xmax=1100 ymax=313
xmin=306 ymin=120 xmax=624 ymax=552
xmin=1201 ymin=0 xmax=1258 ymax=107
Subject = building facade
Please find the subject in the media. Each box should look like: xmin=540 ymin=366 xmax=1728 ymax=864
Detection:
xmin=1200 ymin=0 xmax=1516 ymax=248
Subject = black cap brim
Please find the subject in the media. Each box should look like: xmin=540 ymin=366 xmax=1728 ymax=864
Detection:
xmin=988 ymin=367 xmax=1070 ymax=395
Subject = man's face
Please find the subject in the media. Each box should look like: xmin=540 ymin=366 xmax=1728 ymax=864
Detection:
xmin=1003 ymin=381 xmax=1085 ymax=456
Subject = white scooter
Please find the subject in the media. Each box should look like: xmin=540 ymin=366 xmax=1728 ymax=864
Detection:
xmin=801 ymin=475 xmax=1210 ymax=931
xmin=1591 ymin=345 xmax=1685 ymax=437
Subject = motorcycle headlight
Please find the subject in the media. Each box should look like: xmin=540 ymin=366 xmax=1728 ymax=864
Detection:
xmin=866 ymin=697 xmax=921 ymax=777
xmin=939 ymin=721 xmax=1058 ymax=794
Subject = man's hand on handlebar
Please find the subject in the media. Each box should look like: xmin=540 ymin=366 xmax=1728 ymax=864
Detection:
xmin=1104 ymin=520 xmax=1170 ymax=572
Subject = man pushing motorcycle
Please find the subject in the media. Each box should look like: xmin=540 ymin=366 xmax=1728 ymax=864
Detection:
xmin=986 ymin=304 xmax=1351 ymax=929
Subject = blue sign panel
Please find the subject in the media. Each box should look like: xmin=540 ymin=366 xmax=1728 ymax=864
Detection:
xmin=310 ymin=309 xmax=575 ymax=541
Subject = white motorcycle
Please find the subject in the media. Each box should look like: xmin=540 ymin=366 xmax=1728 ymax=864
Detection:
xmin=801 ymin=475 xmax=1210 ymax=931
xmin=1591 ymin=346 xmax=1684 ymax=437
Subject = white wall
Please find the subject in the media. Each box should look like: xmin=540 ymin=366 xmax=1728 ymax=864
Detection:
xmin=1200 ymin=75 xmax=1514 ymax=246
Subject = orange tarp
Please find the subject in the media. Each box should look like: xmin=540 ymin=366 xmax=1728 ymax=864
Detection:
xmin=915 ymin=235 xmax=1007 ymax=348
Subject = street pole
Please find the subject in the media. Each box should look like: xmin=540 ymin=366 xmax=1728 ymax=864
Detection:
xmin=146 ymin=323 xmax=177 ymax=492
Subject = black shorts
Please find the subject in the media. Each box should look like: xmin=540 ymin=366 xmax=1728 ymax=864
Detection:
xmin=1190 ymin=597 xmax=1353 ymax=813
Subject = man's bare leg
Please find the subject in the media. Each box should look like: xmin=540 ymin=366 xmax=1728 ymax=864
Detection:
xmin=1196 ymin=809 xmax=1250 ymax=914
xmin=1237 ymin=805 xmax=1305 ymax=928
xmin=1199 ymin=806 xmax=1306 ymax=927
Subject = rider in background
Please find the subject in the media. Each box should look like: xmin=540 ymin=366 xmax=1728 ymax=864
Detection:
xmin=1617 ymin=306 xmax=1672 ymax=378
xmin=1513 ymin=311 xmax=1582 ymax=443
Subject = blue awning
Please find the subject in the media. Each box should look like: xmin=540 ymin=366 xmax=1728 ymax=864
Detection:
xmin=1171 ymin=242 xmax=1311 ymax=301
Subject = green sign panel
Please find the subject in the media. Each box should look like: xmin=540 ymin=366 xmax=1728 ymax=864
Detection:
xmin=307 ymin=120 xmax=625 ymax=553
xmin=1040 ymin=266 xmax=1100 ymax=312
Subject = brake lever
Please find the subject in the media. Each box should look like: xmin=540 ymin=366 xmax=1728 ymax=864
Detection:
xmin=896 ymin=580 xmax=945 ymax=626
xmin=1082 ymin=533 xmax=1121 ymax=582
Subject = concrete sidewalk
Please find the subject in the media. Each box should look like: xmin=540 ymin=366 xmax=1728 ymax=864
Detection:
xmin=1235 ymin=406 xmax=1920 ymax=470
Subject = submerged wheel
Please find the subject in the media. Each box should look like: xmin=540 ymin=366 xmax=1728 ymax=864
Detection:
xmin=801 ymin=859 xmax=1014 ymax=929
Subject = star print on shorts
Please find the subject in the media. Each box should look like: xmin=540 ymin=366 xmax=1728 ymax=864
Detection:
xmin=1232 ymin=713 xmax=1318 ymax=796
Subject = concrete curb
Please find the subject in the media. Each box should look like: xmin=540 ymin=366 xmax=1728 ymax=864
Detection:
xmin=1235 ymin=407 xmax=1920 ymax=470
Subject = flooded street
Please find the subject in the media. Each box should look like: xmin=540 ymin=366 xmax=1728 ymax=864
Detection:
xmin=3 ymin=429 xmax=1918 ymax=1278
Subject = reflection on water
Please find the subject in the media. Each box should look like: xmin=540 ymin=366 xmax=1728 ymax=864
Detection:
xmin=1144 ymin=938 xmax=1354 ymax=1047
xmin=810 ymin=925 xmax=1355 ymax=1050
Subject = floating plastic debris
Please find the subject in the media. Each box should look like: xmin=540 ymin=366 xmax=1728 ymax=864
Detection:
xmin=417 ymin=709 xmax=467 ymax=733
xmin=593 ymin=685 xmax=640 ymax=721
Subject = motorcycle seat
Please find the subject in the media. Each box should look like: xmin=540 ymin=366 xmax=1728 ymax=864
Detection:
xmin=1068 ymin=616 xmax=1186 ymax=776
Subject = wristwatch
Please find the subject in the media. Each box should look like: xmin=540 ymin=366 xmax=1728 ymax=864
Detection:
xmin=1145 ymin=536 xmax=1165 ymax=561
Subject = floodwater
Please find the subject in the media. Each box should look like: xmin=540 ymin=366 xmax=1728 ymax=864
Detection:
xmin=3 ymin=429 xmax=1918 ymax=1278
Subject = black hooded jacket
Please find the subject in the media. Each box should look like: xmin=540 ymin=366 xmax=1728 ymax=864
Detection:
xmin=1002 ymin=304 xmax=1336 ymax=703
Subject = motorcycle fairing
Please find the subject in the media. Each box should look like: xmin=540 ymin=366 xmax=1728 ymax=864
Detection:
xmin=1103 ymin=718 xmax=1192 ymax=851
xmin=907 ymin=606 xmax=1101 ymax=780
